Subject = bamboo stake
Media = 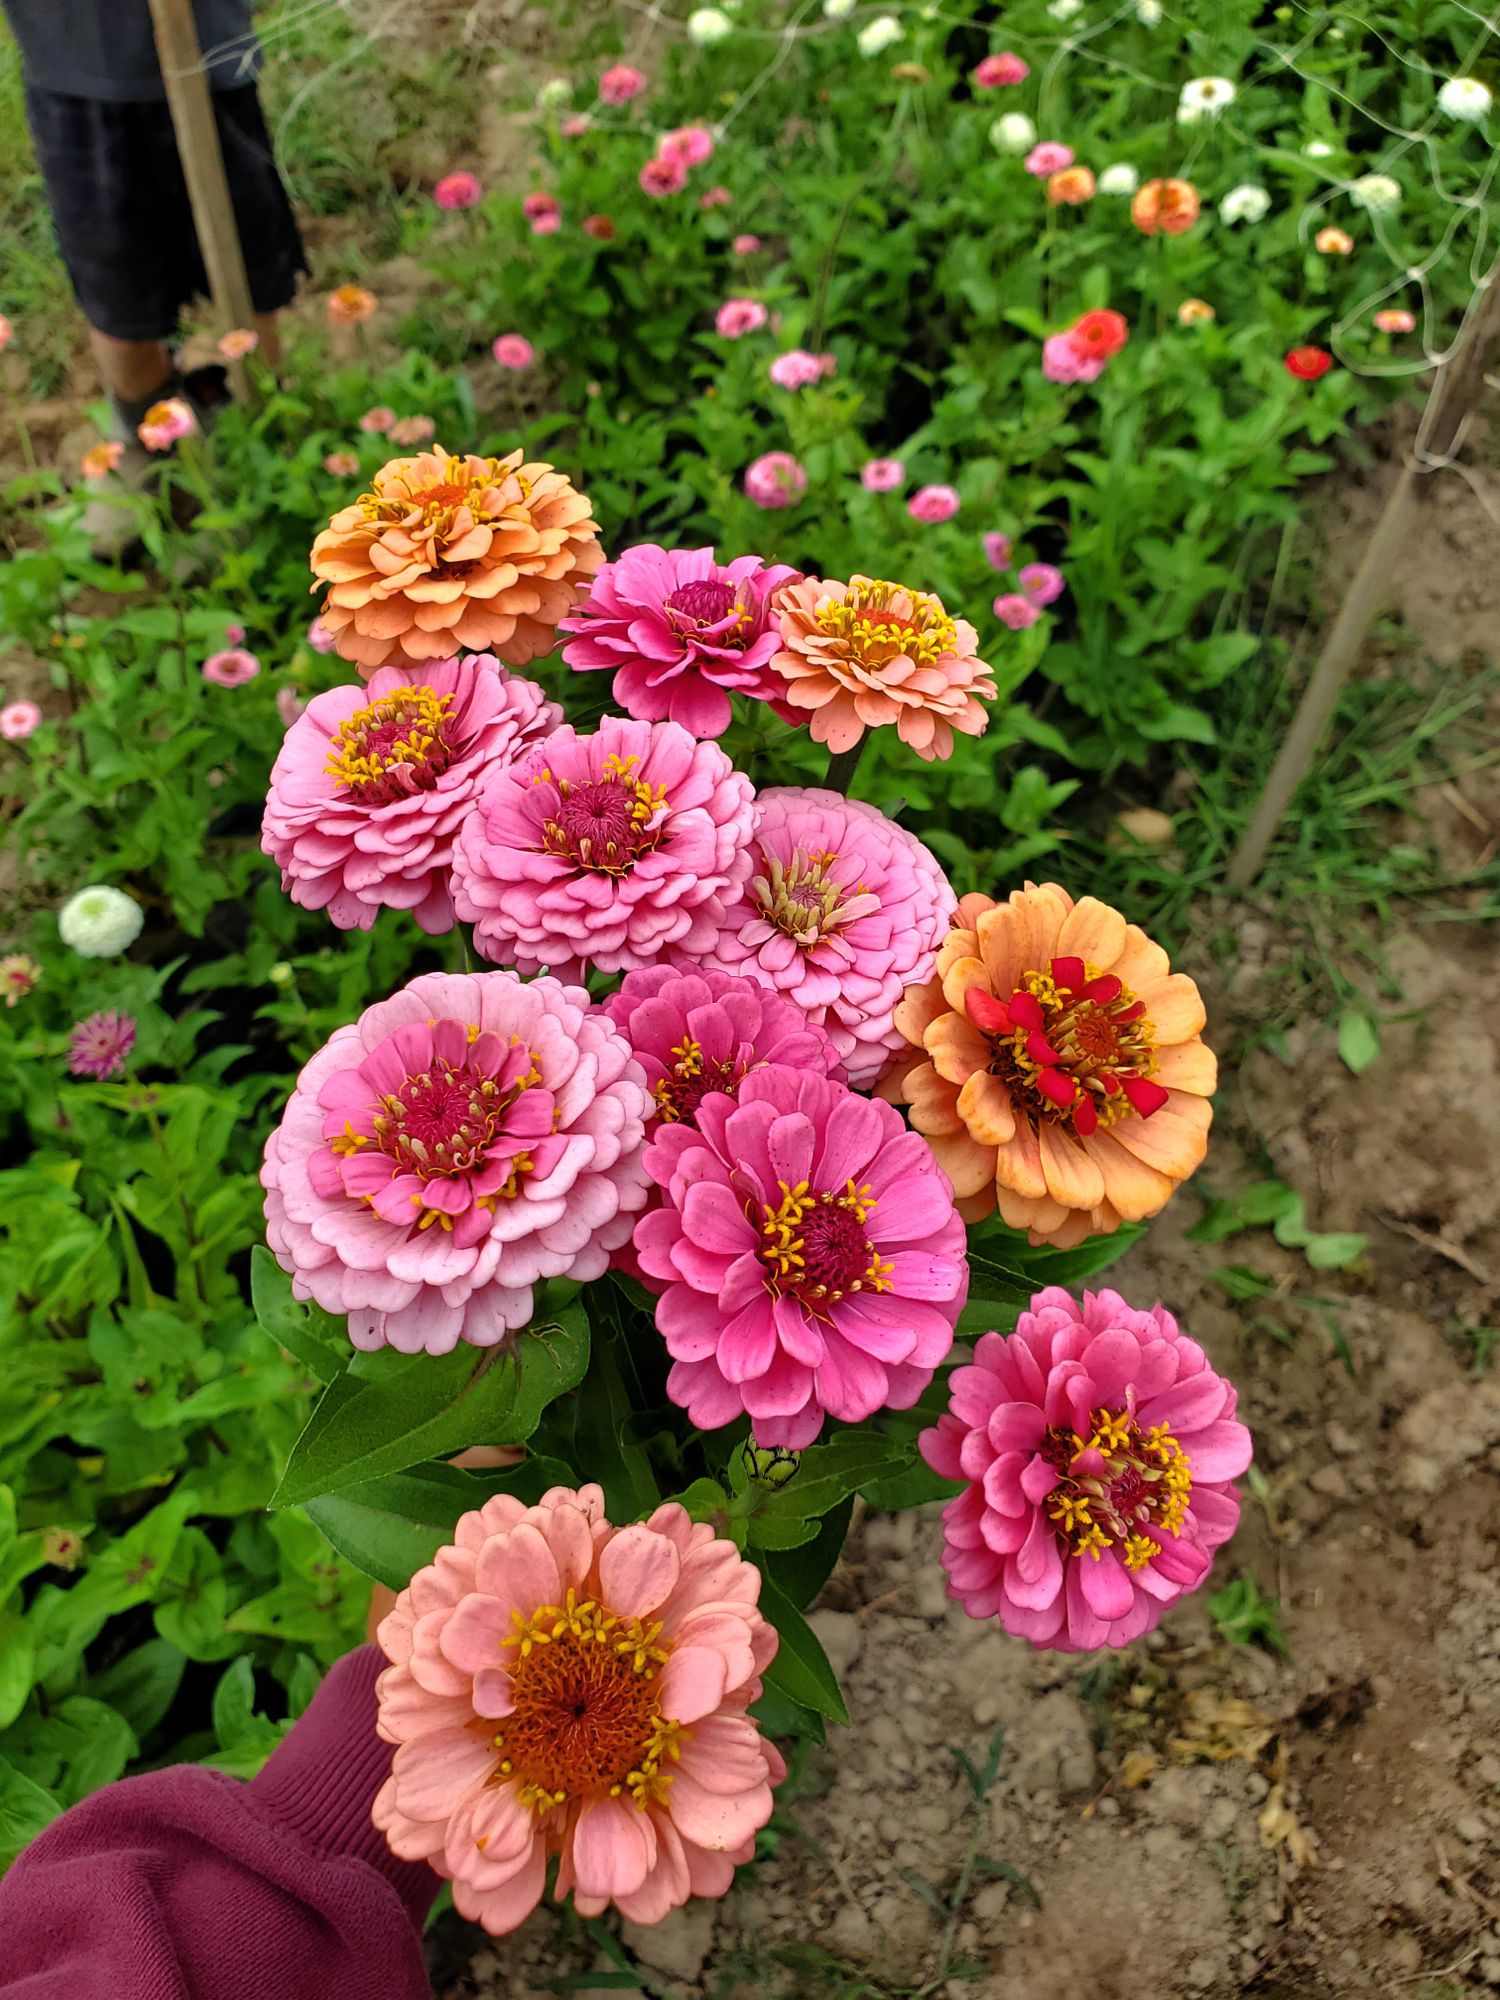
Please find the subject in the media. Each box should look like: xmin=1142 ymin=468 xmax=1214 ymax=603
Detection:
xmin=146 ymin=0 xmax=259 ymax=405
xmin=1226 ymin=273 xmax=1500 ymax=891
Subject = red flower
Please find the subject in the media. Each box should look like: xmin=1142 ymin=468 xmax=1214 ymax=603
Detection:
xmin=1284 ymin=345 xmax=1333 ymax=381
xmin=1069 ymin=309 xmax=1129 ymax=362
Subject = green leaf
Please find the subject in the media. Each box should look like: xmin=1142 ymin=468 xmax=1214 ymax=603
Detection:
xmin=271 ymin=1309 xmax=589 ymax=1508
xmin=860 ymin=1458 xmax=962 ymax=1511
xmin=749 ymin=1683 xmax=826 ymax=1745
xmin=995 ymin=1224 xmax=1147 ymax=1289
xmin=1302 ymin=1232 xmax=1368 ymax=1271
xmin=0 ymin=1756 xmax=60 ymax=1868
xmin=212 ymin=1656 xmax=257 ymax=1749
xmin=1336 ymin=1009 xmax=1379 ymax=1076
xmin=659 ymin=1477 xmax=741 ymax=1545
xmin=304 ymin=1457 xmax=572 ymax=1589
xmin=747 ymin=1434 xmax=914 ymax=1550
xmin=91 ymin=1640 xmax=187 ymax=1741
xmin=765 ymin=1494 xmax=855 ymax=1612
xmin=756 ymin=1573 xmax=848 ymax=1726
xmin=0 ymin=1608 xmax=35 ymax=1732
xmin=250 ymin=1246 xmax=344 ymax=1383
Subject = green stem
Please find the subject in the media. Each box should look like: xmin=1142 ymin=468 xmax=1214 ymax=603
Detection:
xmin=0 ymin=374 xmax=37 ymax=476
xmin=823 ymin=737 xmax=867 ymax=795
xmin=140 ymin=1099 xmax=204 ymax=1313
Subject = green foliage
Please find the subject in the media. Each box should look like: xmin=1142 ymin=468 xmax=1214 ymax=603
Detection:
xmin=1209 ymin=1574 xmax=1291 ymax=1658
xmin=1190 ymin=1180 xmax=1368 ymax=1270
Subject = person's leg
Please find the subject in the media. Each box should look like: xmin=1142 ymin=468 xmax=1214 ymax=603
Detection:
xmin=87 ymin=328 xmax=176 ymax=405
xmin=252 ymin=311 xmax=282 ymax=368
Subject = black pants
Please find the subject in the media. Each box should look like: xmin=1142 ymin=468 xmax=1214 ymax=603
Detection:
xmin=23 ymin=82 xmax=308 ymax=342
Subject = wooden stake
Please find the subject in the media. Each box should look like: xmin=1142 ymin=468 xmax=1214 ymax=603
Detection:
xmin=1226 ymin=273 xmax=1500 ymax=891
xmin=146 ymin=0 xmax=259 ymax=403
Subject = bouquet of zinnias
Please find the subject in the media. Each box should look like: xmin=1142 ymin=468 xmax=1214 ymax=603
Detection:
xmin=254 ymin=443 xmax=1249 ymax=1936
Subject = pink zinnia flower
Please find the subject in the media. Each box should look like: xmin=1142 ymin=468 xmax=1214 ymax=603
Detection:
xmin=983 ymin=531 xmax=1013 ymax=570
xmin=661 ymin=124 xmax=715 ymax=166
xmin=640 ymin=153 xmax=688 ymax=197
xmin=492 ymin=334 xmax=535 ymax=369
xmin=0 ymin=315 xmax=12 ymax=352
xmin=583 ymin=214 xmax=616 ymax=240
xmin=225 ymin=623 xmax=246 ymax=644
xmin=138 ymin=397 xmax=196 ymax=452
xmin=732 ymin=233 xmax=761 ymax=255
xmin=599 ymin=63 xmax=646 ymax=103
xmin=453 ymin=717 xmax=755 ymax=982
xmin=1375 ymin=307 xmax=1416 ymax=333
xmin=715 ymin=297 xmax=767 ymax=338
xmin=1 ymin=954 xmax=40 ymax=1006
xmin=993 ymin=592 xmax=1040 ymax=630
xmin=562 ymin=113 xmax=592 ymax=137
xmin=907 ymin=483 xmax=961 ymax=523
xmin=262 ymin=654 xmax=561 ymax=934
xmin=560 ymin=544 xmax=799 ymax=738
xmin=434 ymin=171 xmax=482 ymax=210
xmin=698 ymin=185 xmax=731 ymax=209
xmin=307 ymin=617 xmax=337 ymax=654
xmin=388 ymin=416 xmax=436 ymax=446
xmin=1024 ymin=141 xmax=1074 ymax=177
xmin=68 ymin=1011 xmax=136 ymax=1080
xmin=743 ymin=451 xmax=806 ymax=509
xmin=861 ymin=457 xmax=905 ymax=492
xmin=703 ymin=787 xmax=956 ymax=1088
xmin=372 ymin=1483 xmax=783 ymax=1931
xmin=1019 ymin=562 xmax=1065 ymax=606
xmin=921 ymin=1288 xmax=1252 ymax=1652
xmin=202 ymin=648 xmax=262 ymax=687
xmin=261 ymin=972 xmax=651 ymax=1354
xmin=974 ymin=52 xmax=1028 ymax=87
xmin=637 ymin=1066 xmax=968 ymax=1446
xmin=769 ymin=349 xmax=831 ymax=389
xmin=523 ymin=190 xmax=561 ymax=226
xmin=324 ymin=451 xmax=360 ymax=475
xmin=1041 ymin=333 xmax=1104 ymax=384
xmin=276 ymin=686 xmax=304 ymax=727
xmin=218 ymin=328 xmax=259 ymax=360
xmin=1 ymin=700 xmax=42 ymax=740
xmin=360 ymin=406 xmax=396 ymax=433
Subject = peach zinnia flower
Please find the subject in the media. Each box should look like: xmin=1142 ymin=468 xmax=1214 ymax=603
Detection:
xmin=309 ymin=445 xmax=603 ymax=675
xmin=1177 ymin=298 xmax=1215 ymax=324
xmin=768 ymin=575 xmax=998 ymax=763
xmin=1130 ymin=178 xmax=1199 ymax=235
xmin=217 ymin=327 xmax=259 ymax=359
xmin=81 ymin=441 xmax=125 ymax=480
xmin=889 ymin=883 xmax=1215 ymax=1246
xmin=327 ymin=283 xmax=377 ymax=325
xmin=1047 ymin=166 xmax=1096 ymax=205
xmin=373 ymin=1483 xmax=783 ymax=1932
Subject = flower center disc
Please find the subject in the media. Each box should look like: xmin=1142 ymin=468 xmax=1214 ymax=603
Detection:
xmin=664 ymin=579 xmax=750 ymax=642
xmin=758 ymin=1178 xmax=893 ymax=1306
xmin=1041 ymin=1407 xmax=1192 ymax=1569
xmin=653 ymin=1036 xmax=743 ymax=1123
xmin=753 ymin=846 xmax=878 ymax=949
xmin=967 ymin=955 xmax=1166 ymax=1139
xmin=327 ymin=687 xmax=455 ymax=803
xmin=541 ymin=751 xmax=668 ymax=875
xmin=815 ymin=578 xmax=957 ymax=670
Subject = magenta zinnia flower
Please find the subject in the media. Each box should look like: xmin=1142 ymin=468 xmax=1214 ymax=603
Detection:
xmin=636 ymin=1066 xmax=968 ymax=1446
xmin=434 ymin=171 xmax=482 ymax=210
xmin=68 ymin=1010 xmax=136 ymax=1079
xmin=559 ymin=545 xmax=800 ymax=739
xmin=262 ymin=654 xmax=561 ymax=935
xmin=261 ymin=970 xmax=651 ymax=1355
xmin=921 ymin=1288 xmax=1252 ymax=1652
xmin=703 ymin=788 xmax=955 ymax=1089
xmin=373 ymin=1483 xmax=783 ymax=1932
xmin=452 ymin=717 xmax=755 ymax=982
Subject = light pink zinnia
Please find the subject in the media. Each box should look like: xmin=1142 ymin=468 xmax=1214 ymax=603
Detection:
xmin=372 ymin=1483 xmax=783 ymax=1932
xmin=277 ymin=687 xmax=304 ymax=727
xmin=453 ymin=717 xmax=755 ymax=982
xmin=68 ymin=1010 xmax=137 ymax=1079
xmin=262 ymin=654 xmax=562 ymax=934
xmin=907 ymin=483 xmax=961 ymax=523
xmin=732 ymin=233 xmax=761 ymax=255
xmin=600 ymin=63 xmax=647 ymax=103
xmin=983 ymin=531 xmax=1013 ymax=570
xmin=562 ymin=113 xmax=592 ymax=137
xmin=1025 ymin=141 xmax=1074 ymax=177
xmin=1375 ymin=307 xmax=1416 ymax=333
xmin=702 ymin=787 xmax=956 ymax=1088
xmin=1041 ymin=332 xmax=1105 ymax=384
xmin=324 ymin=451 xmax=360 ymax=476
xmin=743 ymin=451 xmax=806 ymax=509
xmin=261 ymin=971 xmax=651 ymax=1355
xmin=388 ymin=416 xmax=436 ymax=447
xmin=138 ymin=397 xmax=196 ymax=452
xmin=307 ymin=616 xmax=337 ymax=653
xmin=559 ymin=544 xmax=800 ymax=738
xmin=861 ymin=457 xmax=905 ymax=492
xmin=769 ymin=349 xmax=831 ymax=389
xmin=698 ymin=185 xmax=731 ymax=209
xmin=492 ymin=334 xmax=535 ymax=369
xmin=1019 ymin=562 xmax=1065 ymax=605
xmin=921 ymin=1287 xmax=1252 ymax=1652
xmin=660 ymin=123 xmax=715 ymax=166
xmin=993 ymin=592 xmax=1040 ymax=630
xmin=360 ymin=406 xmax=396 ymax=434
xmin=974 ymin=52 xmax=1028 ymax=87
xmin=636 ymin=1066 xmax=968 ymax=1446
xmin=640 ymin=154 xmax=687 ymax=197
xmin=715 ymin=297 xmax=767 ymax=338
xmin=202 ymin=648 xmax=262 ymax=687
xmin=434 ymin=171 xmax=482 ymax=210
xmin=1 ymin=700 xmax=42 ymax=740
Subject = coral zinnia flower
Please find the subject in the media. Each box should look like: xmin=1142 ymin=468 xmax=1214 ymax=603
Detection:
xmin=327 ymin=283 xmax=377 ymax=325
xmin=636 ymin=1065 xmax=968 ymax=1445
xmin=703 ymin=787 xmax=955 ymax=1089
xmin=373 ymin=1483 xmax=783 ymax=1931
xmin=560 ymin=544 xmax=800 ymax=739
xmin=80 ymin=441 xmax=125 ymax=480
xmin=1047 ymin=166 xmax=1096 ymax=205
xmin=1130 ymin=178 xmax=1200 ymax=235
xmin=261 ymin=970 xmax=651 ymax=1354
xmin=922 ymin=1287 xmax=1251 ymax=1650
xmin=768 ymin=574 xmax=997 ymax=763
xmin=1284 ymin=345 xmax=1333 ymax=381
xmin=453 ymin=717 xmax=755 ymax=982
xmin=138 ymin=398 xmax=196 ymax=452
xmin=309 ymin=446 xmax=603 ymax=676
xmin=889 ymin=883 xmax=1215 ymax=1246
xmin=68 ymin=1010 xmax=137 ymax=1079
xmin=262 ymin=653 xmax=561 ymax=933
xmin=217 ymin=327 xmax=259 ymax=359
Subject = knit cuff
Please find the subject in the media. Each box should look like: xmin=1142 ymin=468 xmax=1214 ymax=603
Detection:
xmin=248 ymin=1644 xmax=439 ymax=1929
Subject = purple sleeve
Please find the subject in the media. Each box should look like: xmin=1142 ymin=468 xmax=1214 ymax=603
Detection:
xmin=0 ymin=1646 xmax=438 ymax=2000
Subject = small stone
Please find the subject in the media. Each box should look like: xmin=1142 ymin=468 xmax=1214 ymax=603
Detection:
xmin=621 ymin=1900 xmax=717 ymax=1985
xmin=1203 ymin=1797 xmax=1240 ymax=1841
xmin=1454 ymin=1810 xmax=1490 ymax=1843
xmin=1185 ymin=1955 xmax=1219 ymax=1990
xmin=972 ymin=1691 xmax=1002 ymax=1727
xmin=972 ymin=1882 xmax=1011 ymax=1925
xmin=1115 ymin=806 xmax=1177 ymax=847
xmin=827 ymin=1901 xmax=876 ymax=1958
xmin=1327 ymin=1422 xmax=1360 ymax=1457
xmin=808 ymin=1607 xmax=862 ymax=1682
xmin=1309 ymin=1465 xmax=1349 ymax=1498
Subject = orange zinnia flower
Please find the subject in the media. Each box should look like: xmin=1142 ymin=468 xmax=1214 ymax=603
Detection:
xmin=309 ymin=445 xmax=603 ymax=675
xmin=1046 ymin=166 xmax=1096 ymax=206
xmin=1130 ymin=179 xmax=1200 ymax=236
xmin=888 ymin=883 xmax=1215 ymax=1247
xmin=327 ymin=284 xmax=377 ymax=326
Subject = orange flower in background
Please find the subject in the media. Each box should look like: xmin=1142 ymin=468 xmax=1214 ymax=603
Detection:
xmin=217 ymin=327 xmax=259 ymax=359
xmin=80 ymin=441 xmax=125 ymax=479
xmin=1177 ymin=298 xmax=1215 ymax=324
xmin=327 ymin=284 xmax=377 ymax=326
xmin=309 ymin=445 xmax=603 ymax=674
xmin=887 ymin=883 xmax=1215 ymax=1247
xmin=768 ymin=574 xmax=998 ymax=763
xmin=1315 ymin=226 xmax=1354 ymax=254
xmin=1047 ymin=166 xmax=1096 ymax=206
xmin=1130 ymin=178 xmax=1200 ymax=235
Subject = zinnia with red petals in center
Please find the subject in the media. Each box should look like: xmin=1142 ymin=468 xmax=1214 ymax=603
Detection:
xmin=262 ymin=654 xmax=561 ymax=933
xmin=921 ymin=1287 xmax=1251 ymax=1650
xmin=453 ymin=717 xmax=756 ymax=981
xmin=560 ymin=545 xmax=799 ymax=739
xmin=373 ymin=1483 xmax=783 ymax=1932
xmin=261 ymin=970 xmax=651 ymax=1354
xmin=635 ymin=1064 xmax=968 ymax=1446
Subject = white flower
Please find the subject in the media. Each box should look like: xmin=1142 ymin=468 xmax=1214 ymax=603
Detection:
xmin=1097 ymin=162 xmax=1140 ymax=195
xmin=856 ymin=13 xmax=904 ymax=54
xmin=1304 ymin=139 xmax=1336 ymax=158
xmin=1136 ymin=0 xmax=1162 ymax=23
xmin=1437 ymin=75 xmax=1492 ymax=121
xmin=1220 ymin=182 xmax=1271 ymax=225
xmin=1350 ymin=173 xmax=1401 ymax=215
xmin=1049 ymin=0 xmax=1083 ymax=18
xmin=1177 ymin=75 xmax=1236 ymax=123
xmin=58 ymin=886 xmax=144 ymax=959
xmin=536 ymin=76 xmax=571 ymax=110
xmin=823 ymin=0 xmax=856 ymax=14
xmin=687 ymin=6 xmax=734 ymax=44
xmin=989 ymin=111 xmax=1037 ymax=153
